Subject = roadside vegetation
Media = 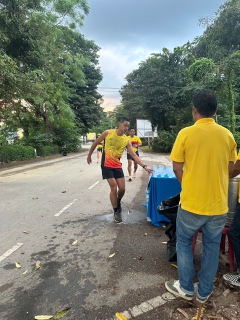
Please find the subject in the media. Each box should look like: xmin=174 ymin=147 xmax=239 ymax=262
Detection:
xmin=114 ymin=0 xmax=240 ymax=152
xmin=0 ymin=0 xmax=240 ymax=161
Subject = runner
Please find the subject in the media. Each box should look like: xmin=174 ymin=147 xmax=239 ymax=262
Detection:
xmin=96 ymin=140 xmax=104 ymax=163
xmin=127 ymin=129 xmax=142 ymax=181
xmin=87 ymin=117 xmax=152 ymax=223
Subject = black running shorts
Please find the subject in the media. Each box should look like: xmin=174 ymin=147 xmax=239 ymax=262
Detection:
xmin=101 ymin=166 xmax=124 ymax=180
xmin=127 ymin=151 xmax=139 ymax=161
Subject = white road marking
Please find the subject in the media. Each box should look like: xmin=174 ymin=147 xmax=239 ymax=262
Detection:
xmin=0 ymin=243 xmax=24 ymax=263
xmin=114 ymin=292 xmax=176 ymax=319
xmin=54 ymin=199 xmax=77 ymax=217
xmin=88 ymin=181 xmax=99 ymax=189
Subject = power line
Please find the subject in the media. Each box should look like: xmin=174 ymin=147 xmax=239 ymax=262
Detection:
xmin=98 ymin=87 xmax=121 ymax=89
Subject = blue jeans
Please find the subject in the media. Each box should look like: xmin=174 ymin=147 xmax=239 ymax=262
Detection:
xmin=230 ymin=202 xmax=240 ymax=269
xmin=176 ymin=206 xmax=226 ymax=297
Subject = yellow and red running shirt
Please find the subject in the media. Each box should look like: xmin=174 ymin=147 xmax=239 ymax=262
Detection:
xmin=102 ymin=130 xmax=129 ymax=168
xmin=127 ymin=135 xmax=142 ymax=153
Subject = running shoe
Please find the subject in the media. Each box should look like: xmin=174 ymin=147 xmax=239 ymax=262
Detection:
xmin=114 ymin=211 xmax=122 ymax=223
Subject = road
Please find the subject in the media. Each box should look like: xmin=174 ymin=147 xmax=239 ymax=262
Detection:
xmin=0 ymin=149 xmax=239 ymax=320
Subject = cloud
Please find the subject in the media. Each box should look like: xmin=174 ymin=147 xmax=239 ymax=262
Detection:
xmin=83 ymin=0 xmax=223 ymax=110
xmin=98 ymin=45 xmax=157 ymax=107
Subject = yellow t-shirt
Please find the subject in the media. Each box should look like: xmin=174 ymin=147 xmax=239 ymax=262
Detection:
xmin=170 ymin=118 xmax=237 ymax=215
xmin=102 ymin=129 xmax=129 ymax=168
xmin=97 ymin=141 xmax=103 ymax=149
xmin=127 ymin=135 xmax=142 ymax=153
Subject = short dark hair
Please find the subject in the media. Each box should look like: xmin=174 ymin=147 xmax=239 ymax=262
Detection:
xmin=118 ymin=116 xmax=130 ymax=123
xmin=193 ymin=90 xmax=217 ymax=117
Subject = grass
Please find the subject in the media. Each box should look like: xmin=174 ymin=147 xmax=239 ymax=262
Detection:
xmin=139 ymin=145 xmax=152 ymax=152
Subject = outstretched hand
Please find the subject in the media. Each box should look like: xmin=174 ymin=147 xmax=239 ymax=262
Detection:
xmin=145 ymin=166 xmax=152 ymax=174
xmin=87 ymin=155 xmax=92 ymax=164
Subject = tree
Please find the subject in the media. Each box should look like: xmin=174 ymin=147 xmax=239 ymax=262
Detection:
xmin=192 ymin=0 xmax=240 ymax=62
xmin=120 ymin=46 xmax=195 ymax=131
xmin=0 ymin=0 xmax=104 ymax=149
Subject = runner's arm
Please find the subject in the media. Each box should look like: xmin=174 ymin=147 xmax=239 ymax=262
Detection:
xmin=137 ymin=136 xmax=142 ymax=147
xmin=126 ymin=141 xmax=152 ymax=173
xmin=87 ymin=131 xmax=108 ymax=164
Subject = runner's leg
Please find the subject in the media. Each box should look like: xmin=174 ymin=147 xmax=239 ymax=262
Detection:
xmin=107 ymin=178 xmax=118 ymax=209
xmin=116 ymin=177 xmax=125 ymax=200
xmin=133 ymin=160 xmax=138 ymax=177
xmin=128 ymin=159 xmax=133 ymax=180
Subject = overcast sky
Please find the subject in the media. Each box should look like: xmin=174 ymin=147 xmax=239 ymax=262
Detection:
xmin=81 ymin=0 xmax=224 ymax=111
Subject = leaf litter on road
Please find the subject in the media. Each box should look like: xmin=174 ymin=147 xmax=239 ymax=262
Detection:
xmin=35 ymin=260 xmax=41 ymax=270
xmin=109 ymin=253 xmax=115 ymax=258
xmin=35 ymin=307 xmax=70 ymax=320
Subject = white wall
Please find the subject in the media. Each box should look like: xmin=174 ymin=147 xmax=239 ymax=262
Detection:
xmin=136 ymin=119 xmax=158 ymax=138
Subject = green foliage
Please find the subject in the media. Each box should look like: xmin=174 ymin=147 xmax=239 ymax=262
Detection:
xmin=0 ymin=145 xmax=35 ymax=163
xmin=90 ymin=112 xmax=114 ymax=135
xmin=151 ymin=131 xmax=178 ymax=153
xmin=52 ymin=126 xmax=80 ymax=152
xmin=193 ymin=0 xmax=240 ymax=62
xmin=233 ymin=131 xmax=240 ymax=148
xmin=120 ymin=46 xmax=195 ymax=131
xmin=189 ymin=58 xmax=215 ymax=82
xmin=0 ymin=0 xmax=102 ymax=150
xmin=36 ymin=145 xmax=59 ymax=157
xmin=21 ymin=133 xmax=50 ymax=149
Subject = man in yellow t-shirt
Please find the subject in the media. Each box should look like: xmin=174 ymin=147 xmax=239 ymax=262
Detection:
xmin=165 ymin=90 xmax=237 ymax=304
xmin=127 ymin=129 xmax=142 ymax=181
xmin=87 ymin=117 xmax=152 ymax=223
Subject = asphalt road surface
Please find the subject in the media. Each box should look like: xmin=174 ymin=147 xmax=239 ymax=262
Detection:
xmin=0 ymin=148 xmax=239 ymax=320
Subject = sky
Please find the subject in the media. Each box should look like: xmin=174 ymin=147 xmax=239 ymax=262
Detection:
xmin=81 ymin=0 xmax=224 ymax=111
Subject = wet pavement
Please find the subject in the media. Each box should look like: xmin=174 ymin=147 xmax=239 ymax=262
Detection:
xmin=0 ymin=151 xmax=240 ymax=320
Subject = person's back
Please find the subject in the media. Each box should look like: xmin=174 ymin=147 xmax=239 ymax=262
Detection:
xmin=165 ymin=89 xmax=237 ymax=305
xmin=178 ymin=120 xmax=236 ymax=214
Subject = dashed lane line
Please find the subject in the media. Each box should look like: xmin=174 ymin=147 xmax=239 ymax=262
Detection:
xmin=88 ymin=181 xmax=99 ymax=189
xmin=113 ymin=292 xmax=176 ymax=319
xmin=0 ymin=243 xmax=24 ymax=263
xmin=54 ymin=199 xmax=77 ymax=217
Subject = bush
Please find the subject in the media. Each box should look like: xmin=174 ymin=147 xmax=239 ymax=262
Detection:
xmin=0 ymin=145 xmax=36 ymax=163
xmin=36 ymin=145 xmax=59 ymax=157
xmin=233 ymin=132 xmax=240 ymax=149
xmin=151 ymin=131 xmax=177 ymax=153
xmin=141 ymin=138 xmax=149 ymax=147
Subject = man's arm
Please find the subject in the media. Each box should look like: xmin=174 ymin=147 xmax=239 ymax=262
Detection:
xmin=137 ymin=136 xmax=142 ymax=147
xmin=229 ymin=160 xmax=240 ymax=178
xmin=126 ymin=141 xmax=152 ymax=173
xmin=87 ymin=131 xmax=108 ymax=164
xmin=172 ymin=161 xmax=184 ymax=184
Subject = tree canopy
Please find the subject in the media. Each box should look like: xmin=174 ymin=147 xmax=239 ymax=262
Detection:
xmin=0 ymin=0 xmax=104 ymax=151
xmin=118 ymin=0 xmax=240 ymax=148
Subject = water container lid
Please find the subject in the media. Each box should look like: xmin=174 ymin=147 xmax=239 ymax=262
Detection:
xmin=230 ymin=175 xmax=240 ymax=181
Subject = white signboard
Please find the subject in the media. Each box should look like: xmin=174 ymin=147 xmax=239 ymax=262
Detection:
xmin=136 ymin=119 xmax=158 ymax=138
